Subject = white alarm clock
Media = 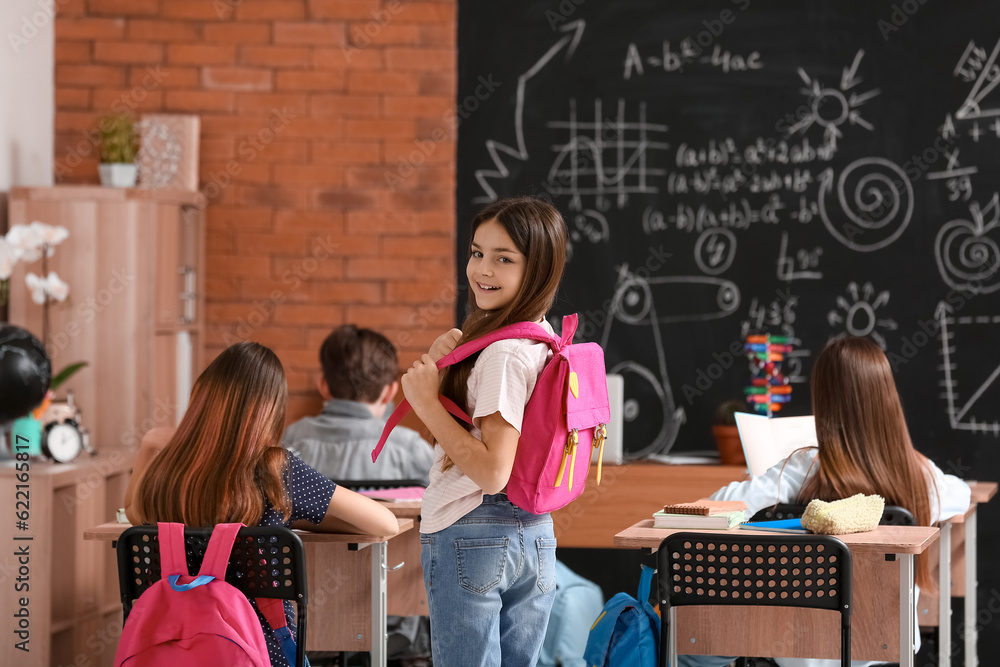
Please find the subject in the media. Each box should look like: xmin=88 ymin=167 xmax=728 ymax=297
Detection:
xmin=39 ymin=391 xmax=91 ymax=463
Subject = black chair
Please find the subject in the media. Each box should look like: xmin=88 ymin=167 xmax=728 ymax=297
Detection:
xmin=750 ymin=503 xmax=916 ymax=526
xmin=117 ymin=525 xmax=308 ymax=667
xmin=656 ymin=532 xmax=853 ymax=667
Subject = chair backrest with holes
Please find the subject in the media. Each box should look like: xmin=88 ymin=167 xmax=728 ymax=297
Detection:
xmin=114 ymin=523 xmax=308 ymax=667
xmin=656 ymin=532 xmax=853 ymax=667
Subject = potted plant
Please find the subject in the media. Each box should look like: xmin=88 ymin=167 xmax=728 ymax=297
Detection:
xmin=712 ymin=398 xmax=749 ymax=465
xmin=98 ymin=112 xmax=138 ymax=187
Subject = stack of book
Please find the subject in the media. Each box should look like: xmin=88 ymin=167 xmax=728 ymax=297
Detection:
xmin=652 ymin=499 xmax=748 ymax=529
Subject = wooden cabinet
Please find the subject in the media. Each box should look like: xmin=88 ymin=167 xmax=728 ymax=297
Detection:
xmin=7 ymin=186 xmax=206 ymax=448
xmin=0 ymin=451 xmax=135 ymax=667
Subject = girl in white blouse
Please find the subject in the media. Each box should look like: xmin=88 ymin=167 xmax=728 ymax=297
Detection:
xmin=680 ymin=336 xmax=971 ymax=667
xmin=402 ymin=197 xmax=568 ymax=666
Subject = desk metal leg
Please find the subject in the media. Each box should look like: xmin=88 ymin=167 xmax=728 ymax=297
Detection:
xmin=965 ymin=508 xmax=978 ymax=667
xmin=372 ymin=541 xmax=387 ymax=667
xmin=940 ymin=522 xmax=952 ymax=667
xmin=900 ymin=553 xmax=915 ymax=667
xmin=667 ymin=607 xmax=678 ymax=667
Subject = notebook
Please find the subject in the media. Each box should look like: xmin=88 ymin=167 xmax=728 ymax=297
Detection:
xmin=739 ymin=518 xmax=809 ymax=534
xmin=652 ymin=509 xmax=746 ymax=529
xmin=660 ymin=499 xmax=748 ymax=516
xmin=734 ymin=412 xmax=818 ymax=477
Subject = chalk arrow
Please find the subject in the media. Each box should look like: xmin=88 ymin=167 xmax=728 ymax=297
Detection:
xmin=840 ymin=50 xmax=865 ymax=90
xmin=474 ymin=20 xmax=586 ymax=202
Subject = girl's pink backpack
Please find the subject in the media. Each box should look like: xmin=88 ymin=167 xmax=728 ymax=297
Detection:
xmin=373 ymin=313 xmax=610 ymax=513
xmin=114 ymin=523 xmax=292 ymax=667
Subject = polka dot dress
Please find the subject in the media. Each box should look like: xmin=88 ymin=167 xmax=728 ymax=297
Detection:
xmin=255 ymin=452 xmax=336 ymax=667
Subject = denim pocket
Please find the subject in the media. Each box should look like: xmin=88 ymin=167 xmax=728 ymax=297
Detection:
xmin=455 ymin=537 xmax=509 ymax=595
xmin=536 ymin=537 xmax=558 ymax=594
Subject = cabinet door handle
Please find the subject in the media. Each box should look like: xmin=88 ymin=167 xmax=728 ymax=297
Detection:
xmin=178 ymin=266 xmax=197 ymax=324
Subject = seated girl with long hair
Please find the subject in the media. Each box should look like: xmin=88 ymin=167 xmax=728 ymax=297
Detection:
xmin=679 ymin=336 xmax=971 ymax=667
xmin=123 ymin=341 xmax=398 ymax=667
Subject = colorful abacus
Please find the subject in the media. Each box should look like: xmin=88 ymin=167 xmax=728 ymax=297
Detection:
xmin=744 ymin=334 xmax=793 ymax=415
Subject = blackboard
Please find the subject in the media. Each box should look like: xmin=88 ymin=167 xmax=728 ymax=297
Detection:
xmin=456 ymin=3 xmax=1000 ymax=661
xmin=456 ymin=0 xmax=1000 ymax=462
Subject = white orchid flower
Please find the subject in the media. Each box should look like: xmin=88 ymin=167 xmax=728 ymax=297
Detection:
xmin=29 ymin=221 xmax=69 ymax=254
xmin=5 ymin=224 xmax=44 ymax=263
xmin=44 ymin=271 xmax=70 ymax=301
xmin=0 ymin=237 xmax=14 ymax=280
xmin=25 ymin=272 xmax=47 ymax=304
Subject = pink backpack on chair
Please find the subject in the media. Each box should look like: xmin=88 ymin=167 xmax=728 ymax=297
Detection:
xmin=114 ymin=523 xmax=294 ymax=667
xmin=373 ymin=313 xmax=611 ymax=514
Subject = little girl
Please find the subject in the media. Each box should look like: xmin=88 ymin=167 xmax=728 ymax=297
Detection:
xmin=679 ymin=336 xmax=971 ymax=667
xmin=124 ymin=341 xmax=398 ymax=667
xmin=402 ymin=196 xmax=568 ymax=666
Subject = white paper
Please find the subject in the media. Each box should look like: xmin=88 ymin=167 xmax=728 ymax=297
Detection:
xmin=735 ymin=412 xmax=818 ymax=477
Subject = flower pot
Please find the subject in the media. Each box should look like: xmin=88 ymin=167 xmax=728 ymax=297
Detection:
xmin=99 ymin=163 xmax=137 ymax=187
xmin=712 ymin=424 xmax=746 ymax=466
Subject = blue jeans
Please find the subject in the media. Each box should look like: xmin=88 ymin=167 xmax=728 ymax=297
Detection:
xmin=420 ymin=493 xmax=557 ymax=667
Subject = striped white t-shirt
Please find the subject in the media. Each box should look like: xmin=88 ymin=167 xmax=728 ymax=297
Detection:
xmin=420 ymin=320 xmax=555 ymax=534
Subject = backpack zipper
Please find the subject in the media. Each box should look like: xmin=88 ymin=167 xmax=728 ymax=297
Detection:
xmin=555 ymin=429 xmax=579 ymax=489
xmin=592 ymin=423 xmax=607 ymax=485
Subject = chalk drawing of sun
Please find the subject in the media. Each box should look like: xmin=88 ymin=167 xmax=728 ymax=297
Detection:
xmin=827 ymin=281 xmax=898 ymax=349
xmin=787 ymin=50 xmax=881 ymax=149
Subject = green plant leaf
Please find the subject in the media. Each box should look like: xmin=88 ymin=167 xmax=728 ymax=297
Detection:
xmin=98 ymin=113 xmax=138 ymax=164
xmin=51 ymin=361 xmax=88 ymax=390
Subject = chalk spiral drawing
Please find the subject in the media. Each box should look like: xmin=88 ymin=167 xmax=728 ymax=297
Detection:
xmin=935 ymin=194 xmax=1000 ymax=294
xmin=818 ymin=157 xmax=914 ymax=252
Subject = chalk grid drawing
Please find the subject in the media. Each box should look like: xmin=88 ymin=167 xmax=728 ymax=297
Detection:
xmin=599 ymin=265 xmax=741 ymax=458
xmin=818 ymin=157 xmax=914 ymax=252
xmin=546 ymin=98 xmax=670 ymax=212
xmin=787 ymin=49 xmax=881 ymax=150
xmin=474 ymin=20 xmax=586 ymax=203
xmin=935 ymin=194 xmax=1000 ymax=294
xmin=937 ymin=301 xmax=1000 ymax=436
xmin=826 ymin=281 xmax=898 ymax=350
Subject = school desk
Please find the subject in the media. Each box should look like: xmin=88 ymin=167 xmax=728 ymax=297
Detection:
xmin=917 ymin=480 xmax=998 ymax=667
xmin=550 ymin=462 xmax=746 ymax=548
xmin=615 ymin=520 xmax=939 ymax=666
xmin=378 ymin=499 xmax=428 ymax=618
xmin=84 ymin=517 xmax=414 ymax=667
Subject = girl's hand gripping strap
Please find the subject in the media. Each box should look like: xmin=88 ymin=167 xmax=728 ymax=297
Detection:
xmin=371 ymin=315 xmax=576 ymax=463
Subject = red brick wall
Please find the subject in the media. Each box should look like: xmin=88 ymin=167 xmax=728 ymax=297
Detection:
xmin=54 ymin=0 xmax=458 ymax=422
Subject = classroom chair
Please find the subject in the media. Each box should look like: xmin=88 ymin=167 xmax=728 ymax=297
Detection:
xmin=750 ymin=503 xmax=916 ymax=526
xmin=656 ymin=531 xmax=853 ymax=667
xmin=116 ymin=524 xmax=309 ymax=667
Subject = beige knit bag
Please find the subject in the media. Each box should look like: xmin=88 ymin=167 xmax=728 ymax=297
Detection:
xmin=801 ymin=493 xmax=885 ymax=535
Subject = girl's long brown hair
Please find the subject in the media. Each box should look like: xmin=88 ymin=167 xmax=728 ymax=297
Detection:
xmin=797 ymin=336 xmax=938 ymax=588
xmin=438 ymin=197 xmax=567 ymax=469
xmin=131 ymin=342 xmax=291 ymax=526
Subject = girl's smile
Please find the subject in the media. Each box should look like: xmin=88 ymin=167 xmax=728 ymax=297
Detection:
xmin=467 ymin=219 xmax=525 ymax=311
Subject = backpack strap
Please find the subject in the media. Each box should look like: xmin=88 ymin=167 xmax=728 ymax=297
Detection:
xmin=258 ymin=598 xmax=297 ymax=666
xmin=157 ymin=522 xmax=190 ymax=579
xmin=371 ymin=395 xmax=472 ymax=463
xmin=637 ymin=563 xmax=655 ymax=603
xmin=196 ymin=523 xmax=243 ymax=580
xmin=371 ymin=315 xmax=578 ymax=463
